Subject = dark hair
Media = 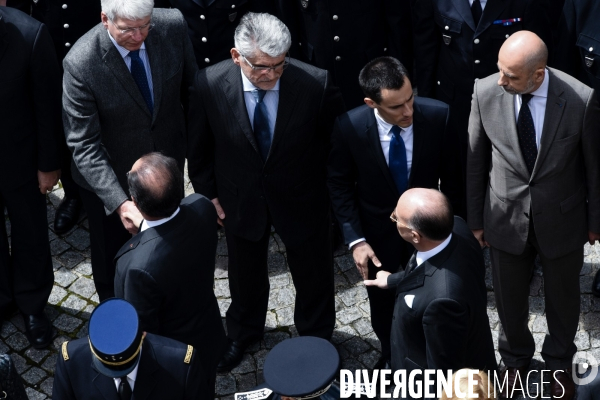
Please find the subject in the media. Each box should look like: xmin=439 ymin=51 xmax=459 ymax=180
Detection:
xmin=127 ymin=152 xmax=183 ymax=219
xmin=408 ymin=194 xmax=454 ymax=241
xmin=359 ymin=57 xmax=410 ymax=104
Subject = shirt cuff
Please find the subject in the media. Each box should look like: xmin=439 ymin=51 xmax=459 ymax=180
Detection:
xmin=348 ymin=238 xmax=366 ymax=250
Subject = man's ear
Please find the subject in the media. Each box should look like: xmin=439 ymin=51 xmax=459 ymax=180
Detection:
xmin=364 ymin=97 xmax=377 ymax=109
xmin=411 ymin=230 xmax=421 ymax=245
xmin=231 ymin=48 xmax=242 ymax=66
xmin=101 ymin=12 xmax=110 ymax=29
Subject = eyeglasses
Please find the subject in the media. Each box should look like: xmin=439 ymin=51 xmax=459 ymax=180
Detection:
xmin=390 ymin=210 xmax=412 ymax=230
xmin=110 ymin=18 xmax=154 ymax=36
xmin=240 ymin=53 xmax=290 ymax=72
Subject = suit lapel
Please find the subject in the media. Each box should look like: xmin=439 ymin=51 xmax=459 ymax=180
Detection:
xmin=500 ymin=90 xmax=530 ymax=176
xmin=408 ymin=103 xmax=425 ymax=187
xmin=145 ymin=31 xmax=163 ymax=123
xmin=365 ymin=110 xmax=399 ymax=198
xmin=269 ymin=68 xmax=299 ymax=163
xmin=132 ymin=341 xmax=159 ymax=400
xmin=223 ymin=65 xmax=260 ymax=154
xmin=451 ymin=0 xmax=476 ymax=32
xmin=532 ymin=70 xmax=565 ymax=178
xmin=92 ymin=364 xmax=120 ymax=400
xmin=100 ymin=31 xmax=152 ymax=117
xmin=475 ymin=0 xmax=507 ymax=37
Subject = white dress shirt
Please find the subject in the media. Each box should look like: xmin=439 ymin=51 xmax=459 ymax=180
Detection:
xmin=241 ymin=71 xmax=280 ymax=139
xmin=349 ymin=109 xmax=414 ymax=249
xmin=468 ymin=0 xmax=487 ymax=10
xmin=416 ymin=234 xmax=452 ymax=267
xmin=513 ymin=68 xmax=549 ymax=149
xmin=140 ymin=207 xmax=180 ymax=232
xmin=113 ymin=348 xmax=141 ymax=391
xmin=107 ymin=31 xmax=154 ymax=103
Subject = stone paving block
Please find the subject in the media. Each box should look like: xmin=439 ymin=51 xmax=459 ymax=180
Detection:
xmin=272 ymin=233 xmax=285 ymax=253
xmin=581 ymin=276 xmax=595 ymax=294
xmin=529 ymin=275 xmax=542 ymax=296
xmin=216 ymin=374 xmax=236 ymax=396
xmin=334 ymin=273 xmax=349 ymax=290
xmin=22 ymin=366 xmax=47 ymax=385
xmin=25 ymin=387 xmax=47 ymax=400
xmin=358 ymin=349 xmax=381 ymax=369
xmin=216 ymin=237 xmax=228 ymax=256
xmin=65 ymin=229 xmax=91 ymax=250
xmin=575 ymin=330 xmax=590 ymax=350
xmin=52 ymin=259 xmax=62 ymax=271
xmin=91 ymin=293 xmax=100 ymax=303
xmin=264 ymin=312 xmax=277 ymax=331
xmin=40 ymin=377 xmax=54 ymax=397
xmin=214 ymin=257 xmax=228 ymax=278
xmin=590 ymin=330 xmax=600 ymax=348
xmin=61 ymin=295 xmax=88 ymax=315
xmin=352 ymin=318 xmax=374 ymax=336
xmin=336 ymin=254 xmax=354 ymax=272
xmin=331 ymin=324 xmax=358 ymax=345
xmin=73 ymin=261 xmax=93 ymax=276
xmin=342 ymin=337 xmax=371 ymax=356
xmin=263 ymin=331 xmax=290 ymax=350
xmin=529 ymin=296 xmax=545 ymax=315
xmin=338 ymin=286 xmax=368 ymax=307
xmin=344 ymin=267 xmax=363 ymax=286
xmin=532 ymin=315 xmax=548 ymax=333
xmin=46 ymin=205 xmax=56 ymax=225
xmin=581 ymin=262 xmax=592 ymax=276
xmin=276 ymin=287 xmax=295 ymax=308
xmin=69 ymin=277 xmax=96 ymax=299
xmin=6 ymin=332 xmax=30 ymax=352
xmin=0 ymin=321 xmax=17 ymax=338
xmin=267 ymin=253 xmax=287 ymax=276
xmin=231 ymin=354 xmax=256 ymax=374
xmin=269 ymin=273 xmax=289 ymax=289
xmin=53 ymin=314 xmax=82 ymax=333
xmin=45 ymin=305 xmax=60 ymax=322
xmin=50 ymin=239 xmax=70 ymax=256
xmin=533 ymin=332 xmax=545 ymax=353
xmin=41 ymin=356 xmax=57 ymax=375
xmin=80 ymin=305 xmax=95 ymax=320
xmin=236 ymin=373 xmax=257 ymax=393
xmin=25 ymin=348 xmax=50 ymax=364
xmin=58 ymin=250 xmax=85 ymax=269
xmin=275 ymin=306 xmax=294 ymax=326
xmin=268 ymin=236 xmax=280 ymax=253
xmin=54 ymin=267 xmax=78 ymax=288
xmin=583 ymin=312 xmax=600 ymax=331
xmin=218 ymin=299 xmax=231 ymax=318
xmin=364 ymin=332 xmax=382 ymax=351
xmin=52 ymin=335 xmax=70 ymax=352
xmin=253 ymin=349 xmax=269 ymax=371
xmin=214 ymin=279 xmax=231 ymax=298
xmin=341 ymin=357 xmax=365 ymax=370
xmin=337 ymin=306 xmax=362 ymax=325
xmin=11 ymin=353 xmax=29 ymax=374
xmin=0 ymin=340 xmax=9 ymax=354
xmin=76 ymin=321 xmax=89 ymax=339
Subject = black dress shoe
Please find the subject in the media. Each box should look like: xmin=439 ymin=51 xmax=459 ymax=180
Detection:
xmin=54 ymin=198 xmax=82 ymax=235
xmin=593 ymin=270 xmax=600 ymax=297
xmin=23 ymin=312 xmax=53 ymax=349
xmin=217 ymin=340 xmax=247 ymax=372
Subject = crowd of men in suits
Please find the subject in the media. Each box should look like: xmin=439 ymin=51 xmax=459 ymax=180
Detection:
xmin=3 ymin=0 xmax=600 ymax=398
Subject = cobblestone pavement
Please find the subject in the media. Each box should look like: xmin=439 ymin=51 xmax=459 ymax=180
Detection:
xmin=3 ymin=176 xmax=600 ymax=399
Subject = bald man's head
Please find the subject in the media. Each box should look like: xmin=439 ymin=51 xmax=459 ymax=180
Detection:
xmin=497 ymin=31 xmax=547 ymax=95
xmin=127 ymin=153 xmax=183 ymax=219
xmin=395 ymin=188 xmax=453 ymax=242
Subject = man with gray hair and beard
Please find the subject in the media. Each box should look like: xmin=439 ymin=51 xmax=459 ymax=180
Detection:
xmin=187 ymin=12 xmax=345 ymax=371
xmin=62 ymin=0 xmax=197 ymax=301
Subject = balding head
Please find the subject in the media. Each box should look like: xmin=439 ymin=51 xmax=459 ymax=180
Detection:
xmin=127 ymin=153 xmax=183 ymax=219
xmin=393 ymin=189 xmax=453 ymax=248
xmin=497 ymin=31 xmax=547 ymax=95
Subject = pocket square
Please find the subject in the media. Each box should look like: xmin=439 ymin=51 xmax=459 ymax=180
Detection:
xmin=404 ymin=294 xmax=415 ymax=309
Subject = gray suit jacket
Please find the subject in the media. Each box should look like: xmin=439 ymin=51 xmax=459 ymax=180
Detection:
xmin=467 ymin=67 xmax=600 ymax=259
xmin=63 ymin=8 xmax=197 ymax=213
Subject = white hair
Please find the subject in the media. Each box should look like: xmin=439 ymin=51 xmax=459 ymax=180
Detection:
xmin=234 ymin=13 xmax=291 ymax=58
xmin=101 ymin=0 xmax=154 ymax=21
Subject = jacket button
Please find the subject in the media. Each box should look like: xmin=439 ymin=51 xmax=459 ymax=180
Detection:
xmin=474 ymin=38 xmax=480 ymax=44
xmin=474 ymin=59 xmax=480 ymax=64
xmin=335 ymin=56 xmax=341 ymax=61
xmin=200 ymin=14 xmax=205 ymax=20
xmin=202 ymin=37 xmax=207 ymax=42
xmin=590 ymin=47 xmax=594 ymax=52
xmin=204 ymin=58 xmax=210 ymax=63
xmin=62 ymin=3 xmax=67 ymax=9
xmin=445 ymin=25 xmax=449 ymax=30
xmin=384 ymin=47 xmax=387 ymax=51
xmin=333 ymin=36 xmax=339 ymax=42
xmin=505 ymin=34 xmax=510 ymax=38
xmin=64 ymin=24 xmax=69 ymax=28
xmin=65 ymin=42 xmax=71 ymax=47
xmin=333 ymin=15 xmax=338 ymax=20
xmin=437 ymin=81 xmax=441 ymax=85
xmin=231 ymin=4 xmax=235 ymax=8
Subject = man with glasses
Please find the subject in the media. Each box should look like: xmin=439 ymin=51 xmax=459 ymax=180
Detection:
xmin=187 ymin=12 xmax=345 ymax=372
xmin=62 ymin=0 xmax=197 ymax=301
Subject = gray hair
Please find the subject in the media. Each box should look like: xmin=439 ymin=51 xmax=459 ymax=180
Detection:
xmin=101 ymin=0 xmax=154 ymax=21
xmin=234 ymin=13 xmax=291 ymax=58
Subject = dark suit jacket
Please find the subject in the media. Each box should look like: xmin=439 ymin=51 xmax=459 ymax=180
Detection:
xmin=412 ymin=0 xmax=550 ymax=142
xmin=555 ymin=0 xmax=600 ymax=94
xmin=113 ymin=193 xmax=226 ymax=375
xmin=62 ymin=8 xmax=197 ymax=214
xmin=0 ymin=7 xmax=61 ymax=189
xmin=277 ymin=0 xmax=413 ymax=109
xmin=52 ymin=333 xmax=209 ymax=399
xmin=328 ymin=99 xmax=463 ymax=267
xmin=387 ymin=217 xmax=497 ymax=396
xmin=577 ymin=371 xmax=600 ymax=400
xmin=187 ymin=59 xmax=345 ymax=247
xmin=467 ymin=68 xmax=600 ymax=259
xmin=154 ymin=0 xmax=274 ymax=69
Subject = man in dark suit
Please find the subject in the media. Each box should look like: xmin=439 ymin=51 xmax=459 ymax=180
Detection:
xmin=327 ymin=56 xmax=462 ymax=368
xmin=276 ymin=0 xmax=413 ymax=109
xmin=114 ymin=153 xmax=226 ymax=397
xmin=154 ymin=0 xmax=274 ymax=69
xmin=52 ymin=298 xmax=208 ymax=399
xmin=0 ymin=6 xmax=61 ymax=348
xmin=365 ymin=188 xmax=497 ymax=398
xmin=467 ymin=31 xmax=600 ymax=399
xmin=188 ymin=12 xmax=345 ymax=371
xmin=62 ymin=0 xmax=197 ymax=301
xmin=411 ymin=0 xmax=550 ymax=178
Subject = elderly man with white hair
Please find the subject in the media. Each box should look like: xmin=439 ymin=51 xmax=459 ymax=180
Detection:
xmin=62 ymin=0 xmax=197 ymax=301
xmin=188 ymin=12 xmax=345 ymax=371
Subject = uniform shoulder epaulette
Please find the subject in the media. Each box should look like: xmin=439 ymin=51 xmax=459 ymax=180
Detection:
xmin=184 ymin=344 xmax=194 ymax=364
xmin=62 ymin=341 xmax=70 ymax=361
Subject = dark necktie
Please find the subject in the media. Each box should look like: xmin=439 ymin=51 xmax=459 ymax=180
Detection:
xmin=252 ymin=89 xmax=272 ymax=162
xmin=389 ymin=125 xmax=409 ymax=194
xmin=129 ymin=50 xmax=154 ymax=115
xmin=471 ymin=0 xmax=483 ymax=26
xmin=405 ymin=252 xmax=418 ymax=275
xmin=517 ymin=93 xmax=537 ymax=174
xmin=118 ymin=377 xmax=132 ymax=400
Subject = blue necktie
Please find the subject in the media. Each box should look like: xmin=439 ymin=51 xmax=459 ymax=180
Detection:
xmin=389 ymin=125 xmax=409 ymax=194
xmin=129 ymin=50 xmax=153 ymax=115
xmin=517 ymin=93 xmax=537 ymax=174
xmin=252 ymin=89 xmax=271 ymax=162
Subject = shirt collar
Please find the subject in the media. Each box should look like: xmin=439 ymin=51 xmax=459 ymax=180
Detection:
xmin=374 ymin=108 xmax=413 ymax=135
xmin=241 ymin=69 xmax=280 ymax=92
xmin=141 ymin=207 xmax=180 ymax=232
xmin=529 ymin=68 xmax=550 ymax=99
xmin=107 ymin=29 xmax=146 ymax=59
xmin=416 ymin=233 xmax=452 ymax=266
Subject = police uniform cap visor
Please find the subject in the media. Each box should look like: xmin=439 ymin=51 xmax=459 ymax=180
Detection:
xmin=89 ymin=298 xmax=143 ymax=378
xmin=263 ymin=337 xmax=339 ymax=397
